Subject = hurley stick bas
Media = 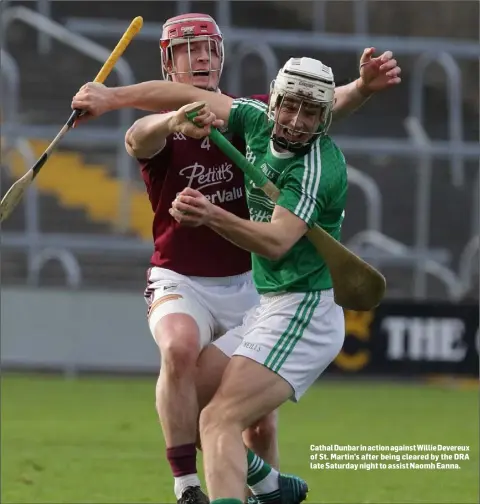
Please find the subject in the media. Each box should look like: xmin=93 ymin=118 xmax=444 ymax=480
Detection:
xmin=0 ymin=16 xmax=144 ymax=223
xmin=185 ymin=101 xmax=386 ymax=311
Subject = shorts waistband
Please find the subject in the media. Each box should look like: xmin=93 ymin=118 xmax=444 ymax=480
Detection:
xmin=189 ymin=271 xmax=253 ymax=287
xmin=149 ymin=267 xmax=253 ymax=287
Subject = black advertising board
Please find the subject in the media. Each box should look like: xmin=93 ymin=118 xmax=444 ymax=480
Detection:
xmin=329 ymin=303 xmax=479 ymax=377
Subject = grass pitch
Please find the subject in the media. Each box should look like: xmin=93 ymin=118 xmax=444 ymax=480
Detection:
xmin=1 ymin=373 xmax=478 ymax=503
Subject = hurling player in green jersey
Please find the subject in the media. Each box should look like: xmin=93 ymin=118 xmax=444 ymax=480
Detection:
xmin=169 ymin=57 xmax=347 ymax=504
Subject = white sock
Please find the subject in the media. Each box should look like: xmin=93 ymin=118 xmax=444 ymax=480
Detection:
xmin=174 ymin=474 xmax=201 ymax=499
xmin=247 ymin=452 xmax=280 ymax=500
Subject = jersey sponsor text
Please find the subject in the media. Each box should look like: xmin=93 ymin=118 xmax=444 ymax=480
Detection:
xmin=179 ymin=162 xmax=234 ymax=191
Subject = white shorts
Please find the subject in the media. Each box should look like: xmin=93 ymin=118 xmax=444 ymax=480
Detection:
xmin=144 ymin=267 xmax=259 ymax=349
xmin=213 ymin=289 xmax=345 ymax=401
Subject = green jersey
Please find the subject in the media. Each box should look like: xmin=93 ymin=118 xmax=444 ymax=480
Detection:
xmin=228 ymin=97 xmax=348 ymax=294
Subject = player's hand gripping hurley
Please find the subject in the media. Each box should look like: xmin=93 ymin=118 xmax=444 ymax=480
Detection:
xmin=0 ymin=16 xmax=144 ymax=223
xmin=185 ymin=102 xmax=386 ymax=311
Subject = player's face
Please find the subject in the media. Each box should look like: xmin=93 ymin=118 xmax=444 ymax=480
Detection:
xmin=170 ymin=39 xmax=221 ymax=90
xmin=274 ymin=95 xmax=325 ymax=144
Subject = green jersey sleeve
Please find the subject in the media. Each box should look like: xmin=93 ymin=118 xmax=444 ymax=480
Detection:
xmin=227 ymin=98 xmax=268 ymax=140
xmin=276 ymin=138 xmax=347 ymax=229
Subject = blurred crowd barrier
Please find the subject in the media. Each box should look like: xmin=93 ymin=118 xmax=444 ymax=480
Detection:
xmin=1 ymin=287 xmax=477 ymax=378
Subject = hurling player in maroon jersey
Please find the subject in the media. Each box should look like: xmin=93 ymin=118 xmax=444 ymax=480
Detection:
xmin=72 ymin=13 xmax=401 ymax=504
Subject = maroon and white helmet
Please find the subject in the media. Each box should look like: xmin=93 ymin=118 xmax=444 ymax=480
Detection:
xmin=160 ymin=13 xmax=225 ymax=90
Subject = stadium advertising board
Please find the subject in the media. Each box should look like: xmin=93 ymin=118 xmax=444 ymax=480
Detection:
xmin=330 ymin=303 xmax=479 ymax=377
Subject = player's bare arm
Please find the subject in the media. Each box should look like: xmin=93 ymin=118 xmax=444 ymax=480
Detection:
xmin=72 ymin=47 xmax=400 ymax=124
xmin=72 ymin=81 xmax=234 ymax=123
xmin=170 ymin=187 xmax=307 ymax=260
xmin=125 ymin=105 xmax=224 ymax=159
xmin=332 ymin=48 xmax=401 ymax=120
xmin=125 ymin=112 xmax=176 ymax=159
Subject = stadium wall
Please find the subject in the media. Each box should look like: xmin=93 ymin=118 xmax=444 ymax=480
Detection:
xmin=1 ymin=289 xmax=478 ymax=378
xmin=1 ymin=288 xmax=158 ymax=374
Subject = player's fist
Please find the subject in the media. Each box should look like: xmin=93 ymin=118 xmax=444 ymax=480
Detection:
xmin=169 ymin=101 xmax=224 ymax=140
xmin=169 ymin=186 xmax=215 ymax=227
xmin=71 ymin=82 xmax=116 ymax=123
xmin=356 ymin=47 xmax=402 ymax=96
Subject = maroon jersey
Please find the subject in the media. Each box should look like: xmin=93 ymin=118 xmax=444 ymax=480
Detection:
xmin=138 ymin=94 xmax=269 ymax=277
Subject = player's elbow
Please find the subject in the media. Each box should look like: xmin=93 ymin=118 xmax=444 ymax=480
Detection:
xmin=265 ymin=206 xmax=308 ymax=260
xmin=125 ymin=138 xmax=148 ymax=159
xmin=124 ymin=133 xmax=137 ymax=158
xmin=264 ymin=223 xmax=305 ymax=260
xmin=125 ymin=125 xmax=165 ymax=159
xmin=266 ymin=249 xmax=285 ymax=261
xmin=264 ymin=238 xmax=293 ymax=261
xmin=124 ymin=127 xmax=138 ymax=157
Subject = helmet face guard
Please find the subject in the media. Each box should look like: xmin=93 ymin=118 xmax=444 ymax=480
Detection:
xmin=160 ymin=13 xmax=224 ymax=91
xmin=270 ymin=92 xmax=333 ymax=153
xmin=268 ymin=58 xmax=335 ymax=153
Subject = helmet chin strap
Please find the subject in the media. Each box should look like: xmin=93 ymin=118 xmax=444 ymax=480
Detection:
xmin=271 ymin=133 xmax=316 ymax=155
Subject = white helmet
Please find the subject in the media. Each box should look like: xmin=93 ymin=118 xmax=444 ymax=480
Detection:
xmin=268 ymin=57 xmax=335 ymax=151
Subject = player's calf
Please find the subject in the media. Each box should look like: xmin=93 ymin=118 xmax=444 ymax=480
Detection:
xmin=155 ymin=313 xmax=204 ymax=501
xmin=242 ymin=411 xmax=280 ymax=504
xmin=199 ymin=356 xmax=295 ymax=503
xmin=243 ymin=410 xmax=279 ymax=469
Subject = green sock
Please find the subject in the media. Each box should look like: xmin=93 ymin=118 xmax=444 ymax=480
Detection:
xmin=246 ymin=449 xmax=280 ymax=503
xmin=211 ymin=500 xmax=243 ymax=504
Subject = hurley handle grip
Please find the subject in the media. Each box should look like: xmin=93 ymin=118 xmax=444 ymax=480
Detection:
xmin=68 ymin=16 xmax=143 ymax=127
xmin=185 ymin=102 xmax=269 ymax=189
xmin=94 ymin=16 xmax=143 ymax=83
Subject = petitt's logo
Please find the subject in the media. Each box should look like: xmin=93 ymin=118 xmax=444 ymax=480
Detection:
xmin=246 ymin=145 xmax=256 ymax=165
xmin=179 ymin=162 xmax=234 ymax=191
xmin=249 ymin=207 xmax=271 ymax=222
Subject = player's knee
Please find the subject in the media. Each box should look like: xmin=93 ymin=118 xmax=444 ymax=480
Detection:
xmin=200 ymin=397 xmax=242 ymax=437
xmin=156 ymin=314 xmax=200 ymax=375
xmin=199 ymin=402 xmax=222 ymax=438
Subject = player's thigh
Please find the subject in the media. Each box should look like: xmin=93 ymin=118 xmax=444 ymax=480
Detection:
xmin=203 ymin=355 xmax=293 ymax=431
xmin=232 ymin=290 xmax=345 ymax=402
xmin=195 ymin=344 xmax=231 ymax=411
xmin=146 ymin=280 xmax=215 ymax=357
xmin=195 ymin=317 xmax=246 ymax=409
xmin=196 ymin=345 xmax=280 ymax=452
xmin=203 ymin=306 xmax=290 ymax=430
